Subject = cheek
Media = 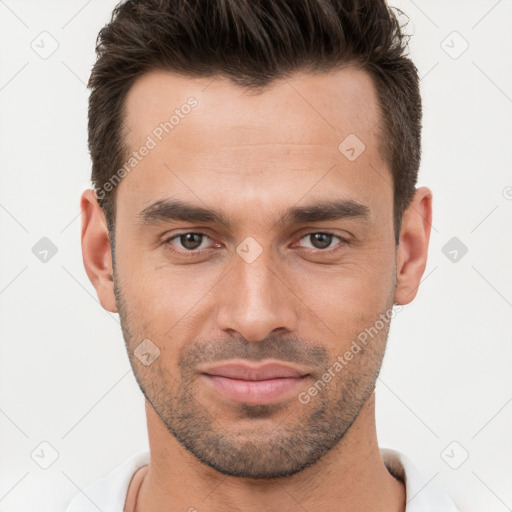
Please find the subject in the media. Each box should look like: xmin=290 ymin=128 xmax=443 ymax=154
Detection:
xmin=118 ymin=258 xmax=223 ymax=342
xmin=288 ymin=251 xmax=395 ymax=350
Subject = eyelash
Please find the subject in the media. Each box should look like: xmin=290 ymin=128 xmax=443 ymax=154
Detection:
xmin=162 ymin=231 xmax=349 ymax=257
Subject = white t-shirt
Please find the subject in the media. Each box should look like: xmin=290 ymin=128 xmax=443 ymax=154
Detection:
xmin=65 ymin=448 xmax=460 ymax=512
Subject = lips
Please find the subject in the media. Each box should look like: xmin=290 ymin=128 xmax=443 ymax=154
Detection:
xmin=202 ymin=362 xmax=307 ymax=380
xmin=199 ymin=361 xmax=310 ymax=405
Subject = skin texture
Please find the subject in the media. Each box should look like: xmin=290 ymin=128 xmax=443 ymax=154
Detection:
xmin=81 ymin=67 xmax=432 ymax=512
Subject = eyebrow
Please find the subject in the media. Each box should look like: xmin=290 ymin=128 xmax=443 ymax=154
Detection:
xmin=137 ymin=197 xmax=371 ymax=229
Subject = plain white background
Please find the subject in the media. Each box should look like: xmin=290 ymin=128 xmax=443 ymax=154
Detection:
xmin=0 ymin=1 xmax=511 ymax=510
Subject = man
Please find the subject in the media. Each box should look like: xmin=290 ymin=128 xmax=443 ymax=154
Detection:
xmin=67 ymin=0 xmax=460 ymax=510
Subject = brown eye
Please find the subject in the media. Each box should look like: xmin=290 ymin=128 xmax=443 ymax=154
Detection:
xmin=166 ymin=232 xmax=211 ymax=252
xmin=298 ymin=232 xmax=342 ymax=250
xmin=179 ymin=233 xmax=204 ymax=250
xmin=309 ymin=233 xmax=332 ymax=249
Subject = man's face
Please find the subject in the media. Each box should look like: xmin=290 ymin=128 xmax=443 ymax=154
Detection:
xmin=111 ymin=68 xmax=398 ymax=478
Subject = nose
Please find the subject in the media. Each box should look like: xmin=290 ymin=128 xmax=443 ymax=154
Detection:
xmin=216 ymin=245 xmax=298 ymax=342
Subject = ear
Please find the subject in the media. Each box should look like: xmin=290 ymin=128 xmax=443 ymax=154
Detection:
xmin=80 ymin=189 xmax=117 ymax=313
xmin=394 ymin=186 xmax=433 ymax=305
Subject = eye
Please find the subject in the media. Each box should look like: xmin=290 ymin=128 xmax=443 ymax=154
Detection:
xmin=165 ymin=232 xmax=214 ymax=253
xmin=297 ymin=232 xmax=346 ymax=251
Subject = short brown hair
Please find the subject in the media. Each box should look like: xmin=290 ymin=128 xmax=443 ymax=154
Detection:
xmin=88 ymin=0 xmax=421 ymax=246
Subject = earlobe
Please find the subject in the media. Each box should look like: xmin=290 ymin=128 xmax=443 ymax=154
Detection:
xmin=394 ymin=187 xmax=433 ymax=306
xmin=80 ymin=189 xmax=118 ymax=313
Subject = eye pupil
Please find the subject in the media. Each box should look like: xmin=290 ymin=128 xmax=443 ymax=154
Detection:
xmin=310 ymin=233 xmax=332 ymax=249
xmin=181 ymin=233 xmax=202 ymax=250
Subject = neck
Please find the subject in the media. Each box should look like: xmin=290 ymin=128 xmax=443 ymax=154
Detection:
xmin=136 ymin=392 xmax=405 ymax=512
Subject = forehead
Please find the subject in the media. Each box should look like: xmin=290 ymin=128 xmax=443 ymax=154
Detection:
xmin=123 ymin=66 xmax=381 ymax=146
xmin=118 ymin=67 xmax=390 ymax=223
